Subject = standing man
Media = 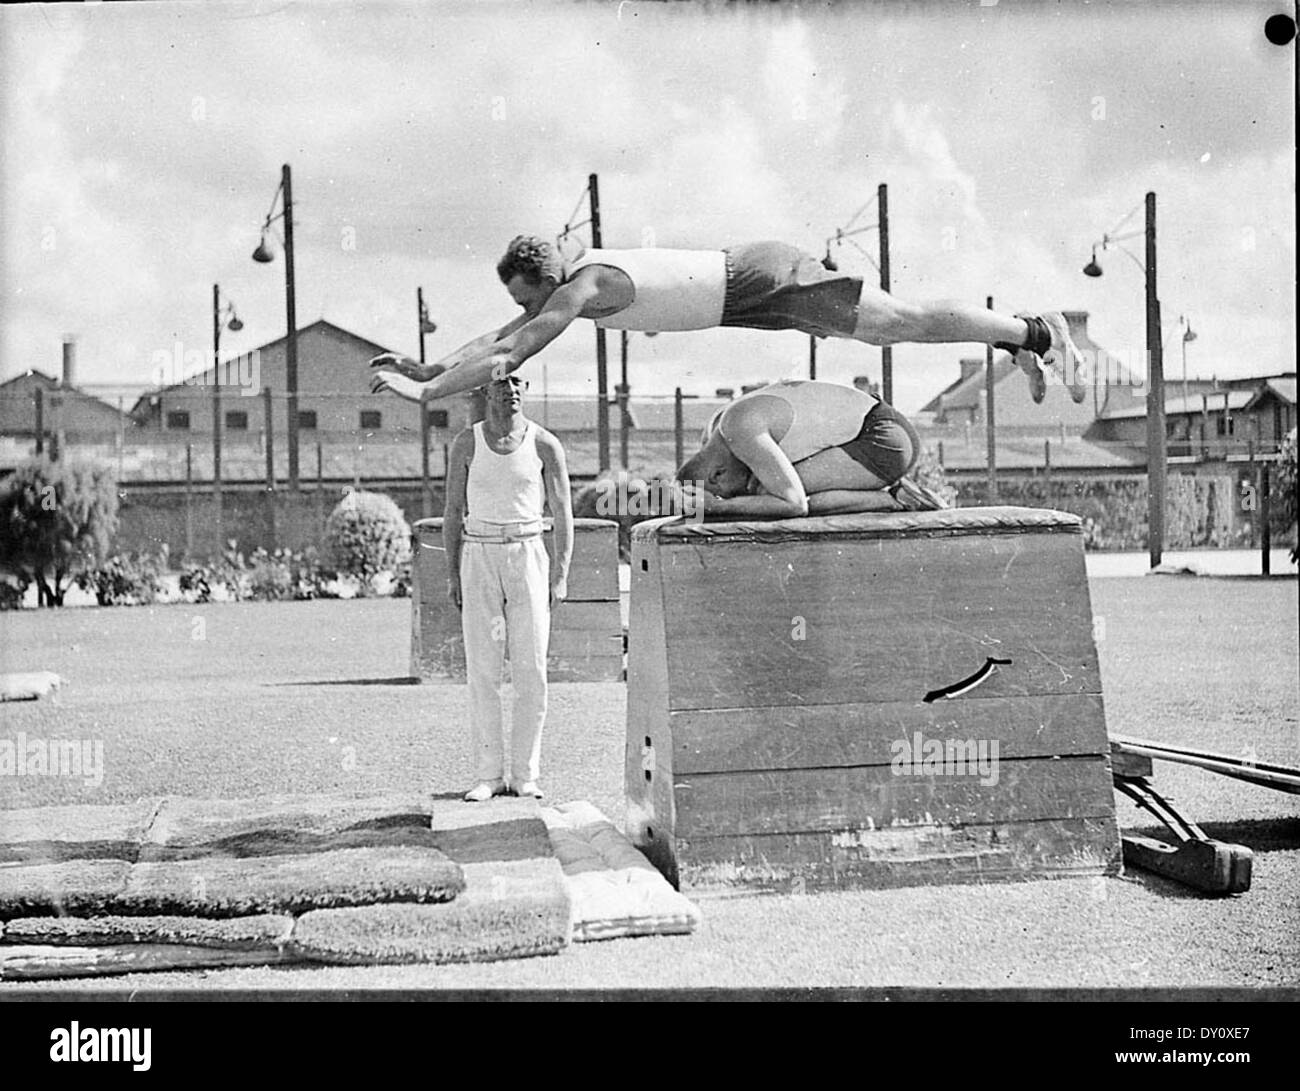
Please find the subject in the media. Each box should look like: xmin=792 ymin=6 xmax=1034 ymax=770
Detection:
xmin=442 ymin=376 xmax=573 ymax=802
xmin=370 ymin=235 xmax=1089 ymax=406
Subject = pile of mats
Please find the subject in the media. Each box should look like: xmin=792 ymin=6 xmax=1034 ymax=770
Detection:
xmin=0 ymin=792 xmax=700 ymax=980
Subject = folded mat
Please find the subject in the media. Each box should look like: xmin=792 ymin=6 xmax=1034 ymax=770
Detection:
xmin=0 ymin=793 xmax=570 ymax=977
xmin=0 ymin=790 xmax=465 ymax=917
xmin=542 ymin=801 xmax=701 ymax=941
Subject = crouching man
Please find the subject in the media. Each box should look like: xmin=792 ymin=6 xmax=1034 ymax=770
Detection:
xmin=443 ymin=376 xmax=573 ymax=801
xmin=676 ymin=379 xmax=944 ymax=518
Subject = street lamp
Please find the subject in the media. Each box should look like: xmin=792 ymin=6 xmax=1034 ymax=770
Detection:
xmin=1179 ymin=315 xmax=1196 ymax=420
xmin=212 ymin=285 xmax=242 ymax=547
xmin=1083 ymin=192 xmax=1164 ymax=567
xmin=252 ymin=163 xmax=300 ymax=492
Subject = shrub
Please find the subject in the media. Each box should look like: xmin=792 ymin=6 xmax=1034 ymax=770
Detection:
xmin=0 ymin=458 xmax=118 ymax=606
xmin=574 ymin=469 xmax=679 ymax=562
xmin=75 ymin=547 xmax=169 ymax=606
xmin=0 ymin=575 xmax=29 ymax=611
xmin=324 ymin=490 xmax=412 ymax=584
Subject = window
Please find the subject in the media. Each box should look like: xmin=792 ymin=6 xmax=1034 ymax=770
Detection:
xmin=360 ymin=410 xmax=382 ymax=430
xmin=298 ymin=410 xmax=318 ymax=430
xmin=426 ymin=409 xmax=449 ymax=429
xmin=166 ymin=410 xmax=190 ymax=430
xmin=225 ymin=410 xmax=249 ymax=431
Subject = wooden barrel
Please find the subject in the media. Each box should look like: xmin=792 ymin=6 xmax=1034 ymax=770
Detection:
xmin=625 ymin=506 xmax=1121 ymax=892
xmin=410 ymin=517 xmax=623 ymax=683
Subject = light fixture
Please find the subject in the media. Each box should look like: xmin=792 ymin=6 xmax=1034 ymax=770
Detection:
xmin=252 ymin=237 xmax=275 ymax=264
xmin=1083 ymin=248 xmax=1103 ymax=278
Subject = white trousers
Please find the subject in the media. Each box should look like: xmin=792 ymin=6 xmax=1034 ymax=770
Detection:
xmin=460 ymin=538 xmax=550 ymax=783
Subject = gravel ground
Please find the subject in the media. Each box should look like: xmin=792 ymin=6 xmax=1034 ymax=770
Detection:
xmin=0 ymin=579 xmax=1296 ymax=992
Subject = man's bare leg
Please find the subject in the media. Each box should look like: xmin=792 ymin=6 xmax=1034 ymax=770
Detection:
xmin=844 ymin=284 xmax=1088 ymax=405
xmin=849 ymin=284 xmax=1027 ymax=347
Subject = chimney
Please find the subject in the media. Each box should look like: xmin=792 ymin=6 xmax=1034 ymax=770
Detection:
xmin=61 ymin=336 xmax=77 ymax=388
xmin=715 ymin=387 xmax=735 ymax=399
xmin=959 ymin=357 xmax=982 ymax=382
xmin=740 ymin=382 xmax=769 ymax=395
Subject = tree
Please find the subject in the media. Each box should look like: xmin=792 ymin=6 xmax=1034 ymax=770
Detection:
xmin=0 ymin=458 xmax=119 ymax=607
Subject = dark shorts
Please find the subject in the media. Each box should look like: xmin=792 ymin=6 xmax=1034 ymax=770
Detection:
xmin=720 ymin=241 xmax=863 ymax=338
xmin=837 ymin=401 xmax=920 ymax=486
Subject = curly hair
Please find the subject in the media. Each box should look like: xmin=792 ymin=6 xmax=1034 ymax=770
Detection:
xmin=496 ymin=235 xmax=565 ymax=286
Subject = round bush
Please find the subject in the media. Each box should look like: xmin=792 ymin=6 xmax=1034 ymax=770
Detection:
xmin=324 ymin=490 xmax=412 ymax=579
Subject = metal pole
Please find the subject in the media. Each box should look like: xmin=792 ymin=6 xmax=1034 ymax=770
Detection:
xmin=674 ymin=387 xmax=685 ymax=469
xmin=1145 ymin=191 xmax=1165 ymax=568
xmin=1261 ymin=462 xmax=1271 ymax=576
xmin=1044 ymin=439 xmax=1052 ymax=488
xmin=316 ymin=441 xmax=324 ymax=536
xmin=420 ymin=405 xmax=432 ymax=518
xmin=212 ymin=284 xmax=224 ymax=550
xmin=185 ymin=443 xmax=194 ymax=558
xmin=418 ymin=286 xmax=427 ymax=365
xmin=809 ymin=336 xmax=817 ymax=380
xmin=590 ymin=172 xmax=610 ymax=473
xmin=34 ymin=386 xmax=44 ymax=456
xmin=283 ymin=163 xmax=300 ymax=493
xmin=879 ymin=182 xmax=893 ymax=405
xmin=985 ymin=295 xmax=997 ymax=501
xmin=117 ymin=395 xmax=124 ymax=485
xmin=619 ymin=330 xmax=630 ymax=470
xmin=263 ymin=386 xmax=275 ymax=492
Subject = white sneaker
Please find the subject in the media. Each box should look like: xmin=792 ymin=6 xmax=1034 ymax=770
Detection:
xmin=1012 ymin=347 xmax=1048 ymax=404
xmin=463 ymin=779 xmax=508 ymax=803
xmin=513 ymin=781 xmax=544 ymax=799
xmin=1040 ymin=312 xmax=1089 ymax=404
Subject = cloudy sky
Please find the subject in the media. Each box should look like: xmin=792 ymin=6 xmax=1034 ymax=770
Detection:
xmin=1 ymin=0 xmax=1293 ymax=414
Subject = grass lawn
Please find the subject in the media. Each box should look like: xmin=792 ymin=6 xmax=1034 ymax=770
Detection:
xmin=1 ymin=578 xmax=1297 ymax=991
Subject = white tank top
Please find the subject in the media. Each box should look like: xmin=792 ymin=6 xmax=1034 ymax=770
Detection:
xmin=567 ymin=247 xmax=727 ymax=331
xmin=719 ymin=380 xmax=880 ymax=463
xmin=466 ymin=421 xmax=545 ymax=524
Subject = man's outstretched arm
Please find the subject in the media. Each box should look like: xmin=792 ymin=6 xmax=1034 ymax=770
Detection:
xmin=376 ymin=280 xmax=602 ymax=403
xmin=369 ymin=313 xmax=531 ymax=384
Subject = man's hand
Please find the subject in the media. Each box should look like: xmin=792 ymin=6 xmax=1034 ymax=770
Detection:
xmin=447 ymin=574 xmax=462 ymax=610
xmin=368 ymin=352 xmax=422 ymax=380
xmin=549 ymin=572 xmax=568 ymax=609
xmin=370 ymin=370 xmax=424 ymax=402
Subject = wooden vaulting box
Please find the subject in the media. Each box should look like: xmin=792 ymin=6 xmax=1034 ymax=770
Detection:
xmin=625 ymin=507 xmax=1122 ymax=892
xmin=411 ymin=517 xmax=624 ymax=683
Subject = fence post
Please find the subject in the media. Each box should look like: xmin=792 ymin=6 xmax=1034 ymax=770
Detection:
xmin=316 ymin=441 xmax=325 ymax=543
xmin=185 ymin=444 xmax=194 ymax=559
xmin=263 ymin=386 xmax=276 ymax=551
xmin=1044 ymin=439 xmax=1052 ymax=488
xmin=1261 ymin=462 xmax=1271 ymax=576
xmin=937 ymin=440 xmax=945 ymax=468
xmin=985 ymin=296 xmax=997 ymax=501
xmin=674 ymin=387 xmax=685 ymax=470
xmin=420 ymin=406 xmax=433 ymax=518
xmin=34 ymin=386 xmax=44 ymax=456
